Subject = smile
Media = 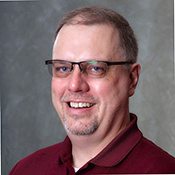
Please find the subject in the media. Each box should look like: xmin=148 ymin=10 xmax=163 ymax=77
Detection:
xmin=69 ymin=102 xmax=94 ymax=108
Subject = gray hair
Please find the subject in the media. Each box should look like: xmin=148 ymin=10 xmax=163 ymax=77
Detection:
xmin=55 ymin=6 xmax=138 ymax=63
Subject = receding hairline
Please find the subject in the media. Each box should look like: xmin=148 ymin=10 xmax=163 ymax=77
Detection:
xmin=54 ymin=6 xmax=128 ymax=39
xmin=55 ymin=14 xmax=119 ymax=40
xmin=54 ymin=6 xmax=138 ymax=62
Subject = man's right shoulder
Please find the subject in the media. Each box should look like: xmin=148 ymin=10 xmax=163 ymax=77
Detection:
xmin=9 ymin=141 xmax=64 ymax=175
xmin=24 ymin=142 xmax=63 ymax=160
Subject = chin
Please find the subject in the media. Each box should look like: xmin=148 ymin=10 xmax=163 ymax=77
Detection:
xmin=63 ymin=117 xmax=99 ymax=136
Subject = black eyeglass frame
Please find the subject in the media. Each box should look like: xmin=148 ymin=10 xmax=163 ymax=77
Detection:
xmin=45 ymin=59 xmax=134 ymax=77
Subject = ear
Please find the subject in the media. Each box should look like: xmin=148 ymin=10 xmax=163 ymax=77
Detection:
xmin=128 ymin=63 xmax=141 ymax=97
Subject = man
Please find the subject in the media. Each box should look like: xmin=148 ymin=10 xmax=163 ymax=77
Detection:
xmin=9 ymin=6 xmax=175 ymax=174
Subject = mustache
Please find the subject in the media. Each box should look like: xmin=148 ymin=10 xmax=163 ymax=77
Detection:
xmin=61 ymin=93 xmax=99 ymax=103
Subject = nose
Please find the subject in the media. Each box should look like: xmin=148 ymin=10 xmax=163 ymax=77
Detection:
xmin=68 ymin=65 xmax=90 ymax=92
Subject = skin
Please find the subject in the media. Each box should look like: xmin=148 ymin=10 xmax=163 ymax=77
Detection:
xmin=52 ymin=24 xmax=140 ymax=168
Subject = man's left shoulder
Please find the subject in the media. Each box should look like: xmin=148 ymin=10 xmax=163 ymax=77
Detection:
xmin=140 ymin=137 xmax=175 ymax=159
xmin=135 ymin=136 xmax=175 ymax=173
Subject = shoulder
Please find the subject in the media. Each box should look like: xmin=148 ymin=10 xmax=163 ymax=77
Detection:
xmin=22 ymin=142 xmax=62 ymax=162
xmin=139 ymin=137 xmax=175 ymax=159
xmin=9 ymin=142 xmax=63 ymax=175
xmin=133 ymin=136 xmax=175 ymax=173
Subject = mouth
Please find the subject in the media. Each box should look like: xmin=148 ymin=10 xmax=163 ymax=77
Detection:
xmin=68 ymin=102 xmax=94 ymax=108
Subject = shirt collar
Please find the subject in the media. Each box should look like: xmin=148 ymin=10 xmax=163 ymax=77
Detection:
xmin=58 ymin=113 xmax=142 ymax=167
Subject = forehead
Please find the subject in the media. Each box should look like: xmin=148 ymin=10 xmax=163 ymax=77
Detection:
xmin=53 ymin=24 xmax=122 ymax=61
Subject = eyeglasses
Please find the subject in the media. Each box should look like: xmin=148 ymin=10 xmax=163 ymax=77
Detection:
xmin=45 ymin=60 xmax=133 ymax=78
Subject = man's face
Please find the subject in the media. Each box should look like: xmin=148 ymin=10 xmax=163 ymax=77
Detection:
xmin=52 ymin=24 xmax=138 ymax=136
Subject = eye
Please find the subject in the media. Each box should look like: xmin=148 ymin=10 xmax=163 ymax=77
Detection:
xmin=87 ymin=64 xmax=106 ymax=76
xmin=91 ymin=66 xmax=103 ymax=72
xmin=56 ymin=66 xmax=70 ymax=72
xmin=52 ymin=62 xmax=71 ymax=77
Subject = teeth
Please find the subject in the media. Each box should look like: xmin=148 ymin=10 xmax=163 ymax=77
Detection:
xmin=70 ymin=102 xmax=93 ymax=108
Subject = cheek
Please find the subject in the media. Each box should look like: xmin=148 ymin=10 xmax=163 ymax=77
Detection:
xmin=90 ymin=79 xmax=118 ymax=106
xmin=51 ymin=78 xmax=66 ymax=109
xmin=52 ymin=78 xmax=65 ymax=96
xmin=91 ymin=76 xmax=129 ymax=106
xmin=52 ymin=80 xmax=58 ymax=101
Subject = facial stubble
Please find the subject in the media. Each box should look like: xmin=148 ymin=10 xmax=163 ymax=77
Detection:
xmin=63 ymin=112 xmax=99 ymax=136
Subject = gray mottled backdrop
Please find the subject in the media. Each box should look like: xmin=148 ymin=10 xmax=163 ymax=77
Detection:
xmin=1 ymin=0 xmax=174 ymax=174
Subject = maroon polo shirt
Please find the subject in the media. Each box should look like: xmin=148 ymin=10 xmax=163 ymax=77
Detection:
xmin=9 ymin=114 xmax=175 ymax=175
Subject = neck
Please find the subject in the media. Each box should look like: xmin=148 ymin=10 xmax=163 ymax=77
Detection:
xmin=70 ymin=134 xmax=109 ymax=168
